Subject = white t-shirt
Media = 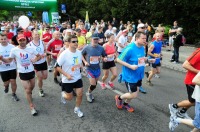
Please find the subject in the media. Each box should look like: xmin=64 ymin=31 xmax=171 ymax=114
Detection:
xmin=10 ymin=46 xmax=38 ymax=73
xmin=0 ymin=44 xmax=16 ymax=72
xmin=131 ymin=34 xmax=136 ymax=43
xmin=192 ymin=85 xmax=200 ymax=102
xmin=117 ymin=35 xmax=127 ymax=52
xmin=28 ymin=40 xmax=46 ymax=64
xmin=57 ymin=49 xmax=82 ymax=83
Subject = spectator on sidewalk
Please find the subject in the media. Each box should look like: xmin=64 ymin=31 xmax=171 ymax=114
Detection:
xmin=170 ymin=27 xmax=184 ymax=64
xmin=168 ymin=21 xmax=178 ymax=51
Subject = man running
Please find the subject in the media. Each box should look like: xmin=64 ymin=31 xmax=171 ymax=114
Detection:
xmin=56 ymin=35 xmax=84 ymax=117
xmin=146 ymin=33 xmax=162 ymax=86
xmin=47 ymin=31 xmax=63 ymax=84
xmin=82 ymin=33 xmax=107 ymax=103
xmin=0 ymin=33 xmax=19 ymax=101
xmin=115 ymin=31 xmax=155 ymax=112
xmin=169 ymin=48 xmax=200 ymax=119
xmin=28 ymin=30 xmax=48 ymax=97
xmin=0 ymin=34 xmax=41 ymax=116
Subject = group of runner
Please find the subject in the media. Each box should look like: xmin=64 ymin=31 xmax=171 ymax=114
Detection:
xmin=0 ymin=19 xmax=199 ymax=131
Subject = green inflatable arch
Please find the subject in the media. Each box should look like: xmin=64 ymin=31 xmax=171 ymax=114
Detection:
xmin=0 ymin=0 xmax=59 ymax=24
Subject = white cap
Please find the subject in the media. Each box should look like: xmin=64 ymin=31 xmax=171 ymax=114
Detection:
xmin=65 ymin=29 xmax=72 ymax=33
xmin=137 ymin=23 xmax=145 ymax=29
xmin=112 ymin=27 xmax=117 ymax=30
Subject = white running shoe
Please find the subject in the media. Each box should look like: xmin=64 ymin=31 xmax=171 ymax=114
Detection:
xmin=86 ymin=92 xmax=93 ymax=103
xmin=169 ymin=115 xmax=179 ymax=132
xmin=31 ymin=108 xmax=38 ymax=116
xmin=74 ymin=107 xmax=84 ymax=118
xmin=176 ymin=111 xmax=192 ymax=119
xmin=169 ymin=104 xmax=178 ymax=116
xmin=61 ymin=92 xmax=67 ymax=104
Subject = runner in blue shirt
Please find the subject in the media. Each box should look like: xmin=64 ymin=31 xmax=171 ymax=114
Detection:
xmin=115 ymin=31 xmax=155 ymax=112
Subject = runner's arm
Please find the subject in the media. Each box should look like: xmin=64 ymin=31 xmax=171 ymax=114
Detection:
xmin=182 ymin=60 xmax=199 ymax=74
xmin=192 ymin=72 xmax=200 ymax=85
xmin=0 ymin=56 xmax=14 ymax=63
xmin=148 ymin=44 xmax=156 ymax=57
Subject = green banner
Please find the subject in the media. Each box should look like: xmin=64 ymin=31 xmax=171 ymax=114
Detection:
xmin=0 ymin=0 xmax=57 ymax=11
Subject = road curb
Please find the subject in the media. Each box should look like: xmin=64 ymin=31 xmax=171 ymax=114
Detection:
xmin=162 ymin=64 xmax=187 ymax=73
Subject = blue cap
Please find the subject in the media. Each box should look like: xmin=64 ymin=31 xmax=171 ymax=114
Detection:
xmin=92 ymin=33 xmax=99 ymax=39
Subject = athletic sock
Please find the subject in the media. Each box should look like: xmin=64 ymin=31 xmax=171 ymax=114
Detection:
xmin=118 ymin=96 xmax=122 ymax=100
xmin=172 ymin=104 xmax=178 ymax=109
xmin=180 ymin=108 xmax=187 ymax=113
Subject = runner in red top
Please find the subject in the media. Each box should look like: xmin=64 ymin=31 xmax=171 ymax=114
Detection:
xmin=169 ymin=48 xmax=200 ymax=119
xmin=47 ymin=31 xmax=63 ymax=84
xmin=42 ymin=26 xmax=52 ymax=44
xmin=100 ymin=33 xmax=117 ymax=89
xmin=5 ymin=26 xmax=14 ymax=43
xmin=23 ymin=28 xmax=32 ymax=41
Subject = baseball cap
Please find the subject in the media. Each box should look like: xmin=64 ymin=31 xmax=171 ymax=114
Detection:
xmin=92 ymin=33 xmax=99 ymax=39
xmin=65 ymin=29 xmax=72 ymax=33
xmin=81 ymin=29 xmax=87 ymax=34
xmin=17 ymin=34 xmax=26 ymax=41
xmin=137 ymin=23 xmax=145 ymax=29
xmin=112 ymin=27 xmax=117 ymax=30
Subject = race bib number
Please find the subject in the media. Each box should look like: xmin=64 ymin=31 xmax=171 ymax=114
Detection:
xmin=21 ymin=60 xmax=31 ymax=70
xmin=71 ymin=64 xmax=81 ymax=73
xmin=55 ymin=45 xmax=62 ymax=51
xmin=138 ymin=57 xmax=145 ymax=67
xmin=90 ymin=56 xmax=100 ymax=64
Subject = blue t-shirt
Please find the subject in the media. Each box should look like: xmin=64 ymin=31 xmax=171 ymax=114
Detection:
xmin=149 ymin=40 xmax=162 ymax=64
xmin=82 ymin=45 xmax=107 ymax=70
xmin=118 ymin=43 xmax=145 ymax=83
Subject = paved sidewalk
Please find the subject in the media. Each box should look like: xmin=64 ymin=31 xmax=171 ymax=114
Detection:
xmin=161 ymin=46 xmax=196 ymax=72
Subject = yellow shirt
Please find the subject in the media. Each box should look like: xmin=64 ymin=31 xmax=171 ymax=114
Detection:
xmin=77 ymin=36 xmax=86 ymax=46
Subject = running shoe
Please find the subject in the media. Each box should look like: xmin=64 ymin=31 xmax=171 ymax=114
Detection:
xmin=169 ymin=115 xmax=179 ymax=132
xmin=31 ymin=108 xmax=38 ymax=116
xmin=168 ymin=104 xmax=178 ymax=116
xmin=86 ymin=92 xmax=93 ymax=103
xmin=145 ymin=72 xmax=149 ymax=78
xmin=61 ymin=92 xmax=67 ymax=104
xmin=139 ymin=86 xmax=147 ymax=94
xmin=115 ymin=95 xmax=123 ymax=109
xmin=154 ymin=74 xmax=160 ymax=78
xmin=12 ymin=93 xmax=19 ymax=101
xmin=48 ymin=66 xmax=52 ymax=72
xmin=74 ymin=107 xmax=84 ymax=118
xmin=176 ymin=111 xmax=192 ymax=119
xmin=145 ymin=80 xmax=153 ymax=86
xmin=123 ymin=104 xmax=134 ymax=112
xmin=100 ymin=83 xmax=106 ymax=90
xmin=4 ymin=86 xmax=9 ymax=93
xmin=108 ymin=81 xmax=114 ymax=89
xmin=39 ymin=90 xmax=45 ymax=97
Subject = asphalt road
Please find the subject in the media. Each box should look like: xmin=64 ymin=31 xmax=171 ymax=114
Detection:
xmin=0 ymin=64 xmax=194 ymax=132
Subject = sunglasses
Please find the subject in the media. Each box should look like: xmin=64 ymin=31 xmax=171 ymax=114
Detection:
xmin=140 ymin=27 xmax=145 ymax=29
xmin=71 ymin=40 xmax=78 ymax=43
xmin=93 ymin=38 xmax=99 ymax=40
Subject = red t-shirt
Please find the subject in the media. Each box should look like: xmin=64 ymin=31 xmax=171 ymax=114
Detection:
xmin=42 ymin=33 xmax=52 ymax=42
xmin=47 ymin=39 xmax=63 ymax=59
xmin=184 ymin=48 xmax=200 ymax=85
xmin=24 ymin=31 xmax=32 ymax=40
xmin=7 ymin=32 xmax=14 ymax=40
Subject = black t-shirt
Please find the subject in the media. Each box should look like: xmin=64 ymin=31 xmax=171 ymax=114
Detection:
xmin=169 ymin=26 xmax=178 ymax=36
xmin=59 ymin=27 xmax=67 ymax=33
